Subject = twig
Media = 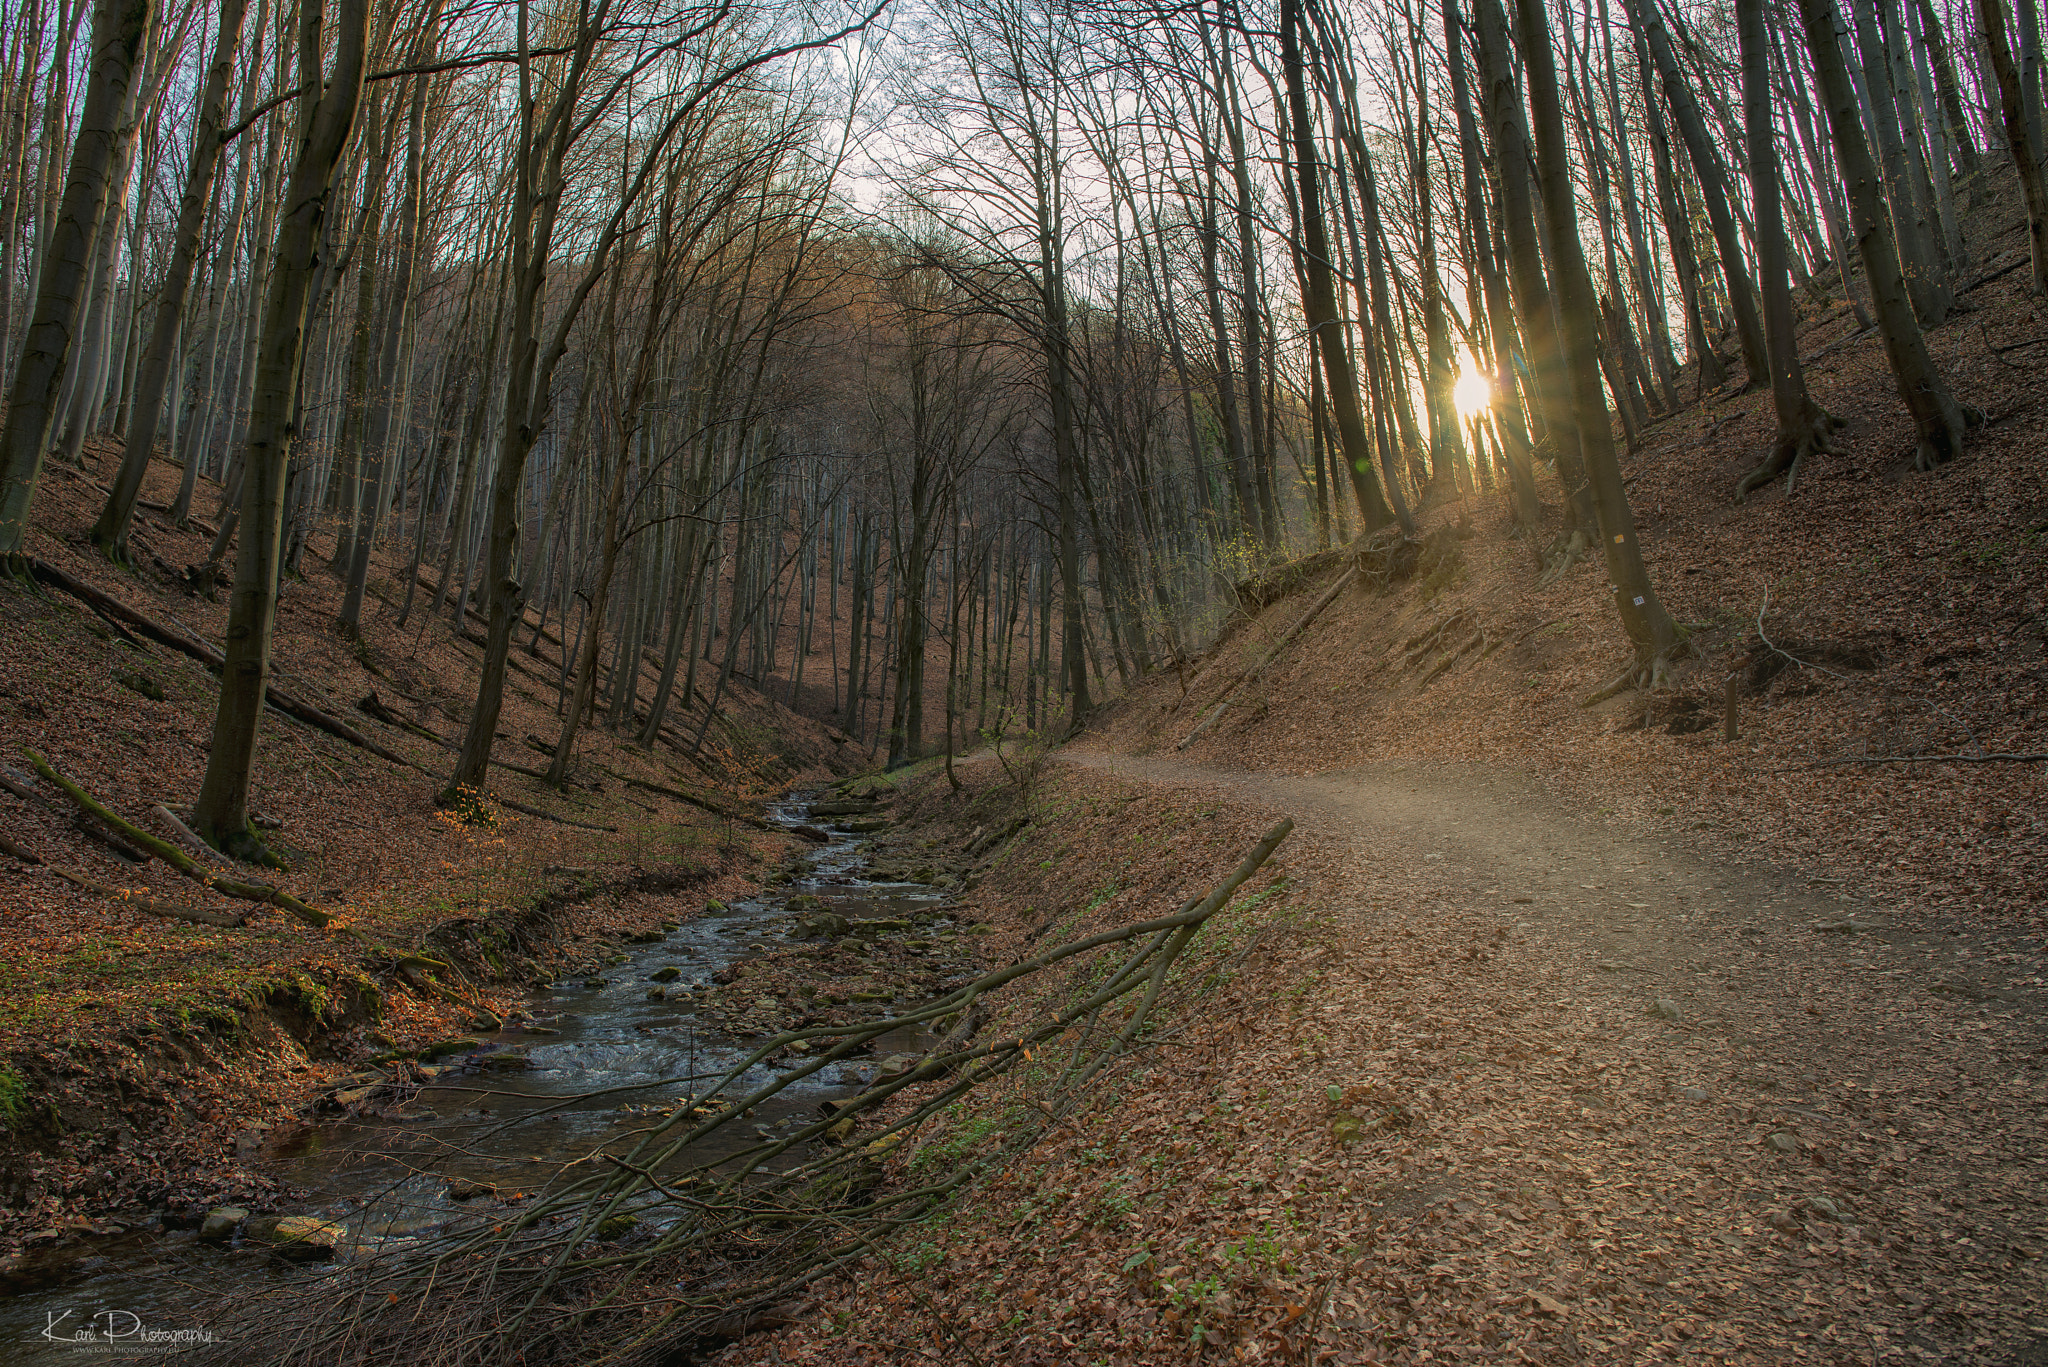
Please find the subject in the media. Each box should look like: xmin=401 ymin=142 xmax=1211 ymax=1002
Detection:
xmin=1757 ymin=585 xmax=1855 ymax=681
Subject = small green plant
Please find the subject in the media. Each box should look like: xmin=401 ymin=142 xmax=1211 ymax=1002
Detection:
xmin=0 ymin=1067 xmax=27 ymax=1128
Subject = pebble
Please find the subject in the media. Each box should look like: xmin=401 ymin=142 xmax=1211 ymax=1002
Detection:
xmin=1678 ymin=1086 xmax=1711 ymax=1102
xmin=1649 ymin=997 xmax=1682 ymax=1021
xmin=1766 ymin=1130 xmax=1800 ymax=1154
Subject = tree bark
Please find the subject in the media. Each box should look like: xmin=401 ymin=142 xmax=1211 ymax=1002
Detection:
xmin=192 ymin=0 xmax=370 ymax=858
xmin=1799 ymin=0 xmax=1972 ymax=471
xmin=0 ymin=0 xmax=152 ymax=557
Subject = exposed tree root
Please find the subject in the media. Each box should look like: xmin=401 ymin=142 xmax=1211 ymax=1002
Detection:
xmin=1912 ymin=403 xmax=1988 ymax=472
xmin=1735 ymin=406 xmax=1846 ymax=501
xmin=1535 ymin=529 xmax=1590 ymax=588
xmin=1578 ymin=645 xmax=1686 ymax=707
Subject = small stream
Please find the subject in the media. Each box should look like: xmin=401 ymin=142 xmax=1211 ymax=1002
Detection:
xmin=1 ymin=790 xmax=942 ymax=1359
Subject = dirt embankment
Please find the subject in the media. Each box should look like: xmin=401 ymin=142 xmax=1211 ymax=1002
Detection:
xmin=0 ymin=455 xmax=859 ymax=1257
xmin=716 ymin=749 xmax=2045 ymax=1367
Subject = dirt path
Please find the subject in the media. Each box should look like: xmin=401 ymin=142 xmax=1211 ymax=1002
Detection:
xmin=1057 ymin=747 xmax=2047 ymax=1364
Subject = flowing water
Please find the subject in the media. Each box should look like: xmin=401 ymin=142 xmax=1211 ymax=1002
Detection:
xmin=1 ymin=792 xmax=937 ymax=1360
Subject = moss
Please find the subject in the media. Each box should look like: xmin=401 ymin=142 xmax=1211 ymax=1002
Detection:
xmin=0 ymin=1066 xmax=27 ymax=1128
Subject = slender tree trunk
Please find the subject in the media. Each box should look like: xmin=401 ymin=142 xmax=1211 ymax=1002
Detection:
xmin=0 ymin=0 xmax=152 ymax=557
xmin=1981 ymin=0 xmax=2048 ymax=294
xmin=1800 ymin=0 xmax=1973 ymax=471
xmin=192 ymin=0 xmax=369 ymax=856
xmin=1279 ymin=0 xmax=1396 ymax=534
xmin=91 ymin=0 xmax=248 ymax=560
xmin=1517 ymin=0 xmax=1680 ymax=666
xmin=1626 ymin=0 xmax=1770 ymax=387
xmin=1737 ymin=0 xmax=1845 ymax=500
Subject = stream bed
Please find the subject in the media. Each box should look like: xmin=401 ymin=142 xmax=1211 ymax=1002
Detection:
xmin=1 ymin=789 xmax=962 ymax=1359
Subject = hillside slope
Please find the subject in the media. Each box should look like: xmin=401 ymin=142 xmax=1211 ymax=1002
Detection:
xmin=1090 ymin=247 xmax=2047 ymax=926
xmin=0 ymin=452 xmax=858 ymax=1247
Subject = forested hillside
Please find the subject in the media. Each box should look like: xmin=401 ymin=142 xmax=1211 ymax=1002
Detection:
xmin=0 ymin=0 xmax=2043 ymax=1359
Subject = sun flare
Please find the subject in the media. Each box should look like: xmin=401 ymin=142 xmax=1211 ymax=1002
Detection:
xmin=1453 ymin=367 xmax=1492 ymax=417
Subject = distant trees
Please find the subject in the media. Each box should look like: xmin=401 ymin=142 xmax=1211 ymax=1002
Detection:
xmin=0 ymin=0 xmax=152 ymax=558
xmin=1 ymin=0 xmax=2036 ymax=840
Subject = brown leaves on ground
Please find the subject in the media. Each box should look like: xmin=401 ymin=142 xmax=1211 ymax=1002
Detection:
xmin=0 ymin=453 xmax=837 ymax=1251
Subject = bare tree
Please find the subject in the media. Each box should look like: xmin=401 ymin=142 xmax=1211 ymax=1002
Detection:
xmin=0 ymin=0 xmax=154 ymax=558
xmin=1735 ymin=0 xmax=1843 ymax=500
xmin=192 ymin=0 xmax=371 ymax=857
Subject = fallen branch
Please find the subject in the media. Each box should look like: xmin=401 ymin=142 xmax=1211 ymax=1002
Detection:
xmin=25 ymin=558 xmax=421 ymax=770
xmin=596 ymin=766 xmax=773 ymax=829
xmin=152 ymin=804 xmax=235 ymax=868
xmin=47 ymin=866 xmax=249 ymax=928
xmin=495 ymin=794 xmax=617 ymax=832
xmin=1177 ymin=568 xmax=1357 ymax=751
xmin=224 ymin=818 xmax=1296 ymax=1365
xmin=7 ymin=827 xmax=245 ymax=925
xmin=1769 ymin=752 xmax=2048 ymax=770
xmin=24 ymin=750 xmax=338 ymax=929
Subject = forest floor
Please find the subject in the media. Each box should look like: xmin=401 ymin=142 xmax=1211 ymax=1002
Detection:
xmin=712 ymin=193 xmax=2048 ymax=1364
xmin=0 ymin=452 xmax=858 ymax=1258
xmin=722 ymin=749 xmax=2044 ymax=1366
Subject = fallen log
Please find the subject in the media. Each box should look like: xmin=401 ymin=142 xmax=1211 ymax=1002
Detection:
xmin=25 ymin=750 xmax=338 ymax=929
xmin=25 ymin=558 xmax=420 ymax=771
xmin=7 ymin=826 xmax=248 ymax=926
xmin=48 ymin=866 xmax=250 ymax=928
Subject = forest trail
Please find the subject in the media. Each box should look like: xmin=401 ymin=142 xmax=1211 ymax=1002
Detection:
xmin=1046 ymin=745 xmax=2048 ymax=1362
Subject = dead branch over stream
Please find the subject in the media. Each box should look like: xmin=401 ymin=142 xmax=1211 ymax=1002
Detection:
xmin=212 ymin=819 xmax=1294 ymax=1367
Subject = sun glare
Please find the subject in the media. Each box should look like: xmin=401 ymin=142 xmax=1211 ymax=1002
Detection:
xmin=1453 ymin=366 xmax=1491 ymax=418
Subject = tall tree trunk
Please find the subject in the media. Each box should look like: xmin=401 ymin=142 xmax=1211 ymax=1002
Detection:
xmin=1516 ymin=0 xmax=1680 ymax=667
xmin=1981 ymin=0 xmax=2048 ymax=295
xmin=0 ymin=0 xmax=153 ymax=557
xmin=90 ymin=0 xmax=248 ymax=560
xmin=1799 ymin=0 xmax=1974 ymax=471
xmin=1625 ymin=0 xmax=1770 ymax=388
xmin=1737 ymin=0 xmax=1845 ymax=500
xmin=192 ymin=0 xmax=369 ymax=857
xmin=1279 ymin=0 xmax=1396 ymax=534
xmin=1473 ymin=0 xmax=1596 ymax=537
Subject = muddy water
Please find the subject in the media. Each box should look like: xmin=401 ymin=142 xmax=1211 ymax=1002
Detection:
xmin=0 ymin=792 xmax=938 ymax=1360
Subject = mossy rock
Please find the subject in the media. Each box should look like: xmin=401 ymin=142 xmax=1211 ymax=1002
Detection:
xmin=419 ymin=1038 xmax=482 ymax=1062
xmin=245 ymin=1215 xmax=344 ymax=1260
